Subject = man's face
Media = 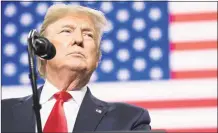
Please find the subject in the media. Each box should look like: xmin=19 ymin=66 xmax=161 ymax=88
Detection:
xmin=45 ymin=13 xmax=99 ymax=74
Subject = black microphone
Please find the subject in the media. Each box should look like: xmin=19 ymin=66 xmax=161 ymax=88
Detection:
xmin=28 ymin=29 xmax=56 ymax=60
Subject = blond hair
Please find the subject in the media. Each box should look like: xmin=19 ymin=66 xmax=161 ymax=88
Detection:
xmin=37 ymin=4 xmax=107 ymax=78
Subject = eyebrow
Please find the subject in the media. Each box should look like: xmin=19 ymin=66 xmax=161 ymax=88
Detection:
xmin=81 ymin=25 xmax=95 ymax=34
xmin=61 ymin=24 xmax=95 ymax=33
xmin=61 ymin=24 xmax=75 ymax=29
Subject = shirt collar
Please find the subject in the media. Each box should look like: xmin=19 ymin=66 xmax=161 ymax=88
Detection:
xmin=40 ymin=79 xmax=87 ymax=106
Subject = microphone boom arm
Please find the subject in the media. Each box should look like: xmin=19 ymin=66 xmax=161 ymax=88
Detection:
xmin=27 ymin=29 xmax=42 ymax=133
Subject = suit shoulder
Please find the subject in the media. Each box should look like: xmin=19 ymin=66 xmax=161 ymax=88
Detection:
xmin=89 ymin=90 xmax=149 ymax=115
xmin=93 ymin=95 xmax=149 ymax=115
xmin=111 ymin=102 xmax=148 ymax=113
xmin=112 ymin=102 xmax=150 ymax=119
xmin=106 ymin=101 xmax=150 ymax=120
xmin=105 ymin=102 xmax=151 ymax=127
xmin=2 ymin=98 xmax=21 ymax=106
xmin=2 ymin=95 xmax=32 ymax=108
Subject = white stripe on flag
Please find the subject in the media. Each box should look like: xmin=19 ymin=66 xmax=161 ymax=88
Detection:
xmin=170 ymin=21 xmax=217 ymax=42
xmin=2 ymin=79 xmax=217 ymax=101
xmin=171 ymin=49 xmax=217 ymax=71
xmin=169 ymin=2 xmax=217 ymax=13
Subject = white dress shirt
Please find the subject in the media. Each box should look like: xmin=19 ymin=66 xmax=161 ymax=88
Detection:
xmin=37 ymin=79 xmax=87 ymax=132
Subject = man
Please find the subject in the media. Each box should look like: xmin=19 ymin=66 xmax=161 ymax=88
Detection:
xmin=2 ymin=4 xmax=151 ymax=132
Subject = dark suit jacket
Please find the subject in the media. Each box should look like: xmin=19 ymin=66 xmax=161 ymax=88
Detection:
xmin=1 ymin=86 xmax=151 ymax=132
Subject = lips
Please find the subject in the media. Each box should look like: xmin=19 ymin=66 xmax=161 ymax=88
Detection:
xmin=67 ymin=52 xmax=86 ymax=58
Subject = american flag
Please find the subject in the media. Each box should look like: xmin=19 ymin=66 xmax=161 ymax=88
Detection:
xmin=1 ymin=1 xmax=217 ymax=132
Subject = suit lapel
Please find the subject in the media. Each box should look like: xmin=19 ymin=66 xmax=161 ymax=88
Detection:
xmin=73 ymin=88 xmax=109 ymax=132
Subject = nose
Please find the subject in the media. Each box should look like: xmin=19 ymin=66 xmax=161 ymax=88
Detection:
xmin=71 ymin=28 xmax=83 ymax=47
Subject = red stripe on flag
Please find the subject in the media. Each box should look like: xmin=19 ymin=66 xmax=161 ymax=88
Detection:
xmin=170 ymin=41 xmax=217 ymax=51
xmin=171 ymin=70 xmax=217 ymax=79
xmin=127 ymin=98 xmax=217 ymax=109
xmin=155 ymin=127 xmax=217 ymax=133
xmin=170 ymin=12 xmax=218 ymax=22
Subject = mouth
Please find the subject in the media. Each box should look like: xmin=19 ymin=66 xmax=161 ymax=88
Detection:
xmin=67 ymin=52 xmax=86 ymax=58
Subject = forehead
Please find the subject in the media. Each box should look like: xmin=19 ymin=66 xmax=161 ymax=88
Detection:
xmin=47 ymin=13 xmax=95 ymax=30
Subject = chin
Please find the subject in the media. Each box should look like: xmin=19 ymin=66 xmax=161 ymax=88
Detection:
xmin=67 ymin=63 xmax=87 ymax=72
xmin=65 ymin=58 xmax=86 ymax=69
xmin=70 ymin=66 xmax=87 ymax=72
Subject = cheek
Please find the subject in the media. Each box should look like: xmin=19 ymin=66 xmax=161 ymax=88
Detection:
xmin=85 ymin=40 xmax=98 ymax=51
xmin=49 ymin=34 xmax=72 ymax=47
xmin=86 ymin=45 xmax=99 ymax=63
xmin=51 ymin=39 xmax=69 ymax=55
xmin=86 ymin=46 xmax=98 ymax=60
xmin=49 ymin=45 xmax=66 ymax=63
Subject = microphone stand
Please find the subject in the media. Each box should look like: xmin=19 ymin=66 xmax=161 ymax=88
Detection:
xmin=27 ymin=30 xmax=42 ymax=133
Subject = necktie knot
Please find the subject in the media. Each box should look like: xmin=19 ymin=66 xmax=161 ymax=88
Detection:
xmin=54 ymin=91 xmax=72 ymax=102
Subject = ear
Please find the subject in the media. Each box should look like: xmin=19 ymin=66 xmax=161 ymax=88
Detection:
xmin=98 ymin=49 xmax=102 ymax=60
xmin=95 ymin=51 xmax=102 ymax=68
xmin=36 ymin=57 xmax=47 ymax=78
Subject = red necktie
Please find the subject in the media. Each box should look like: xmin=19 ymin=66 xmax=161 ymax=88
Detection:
xmin=43 ymin=91 xmax=72 ymax=133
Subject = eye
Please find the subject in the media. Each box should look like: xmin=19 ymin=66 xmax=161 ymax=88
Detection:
xmin=83 ymin=33 xmax=93 ymax=38
xmin=60 ymin=29 xmax=72 ymax=33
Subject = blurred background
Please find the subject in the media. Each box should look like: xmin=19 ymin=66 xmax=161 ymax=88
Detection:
xmin=1 ymin=1 xmax=217 ymax=132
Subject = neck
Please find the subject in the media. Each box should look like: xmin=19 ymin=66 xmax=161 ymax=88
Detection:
xmin=45 ymin=68 xmax=91 ymax=91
